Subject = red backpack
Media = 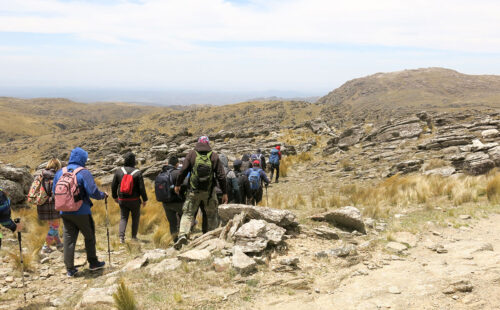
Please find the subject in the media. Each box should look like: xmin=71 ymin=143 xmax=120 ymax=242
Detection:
xmin=120 ymin=168 xmax=139 ymax=196
xmin=54 ymin=167 xmax=84 ymax=212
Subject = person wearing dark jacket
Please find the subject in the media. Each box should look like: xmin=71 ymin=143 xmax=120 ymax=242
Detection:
xmin=160 ymin=156 xmax=188 ymax=241
xmin=173 ymin=136 xmax=228 ymax=249
xmin=245 ymin=160 xmax=270 ymax=205
xmin=111 ymin=152 xmax=148 ymax=243
xmin=0 ymin=188 xmax=23 ymax=250
xmin=251 ymin=149 xmax=267 ymax=171
xmin=53 ymin=147 xmax=108 ymax=277
xmin=232 ymin=160 xmax=252 ymax=204
xmin=241 ymin=154 xmax=252 ymax=172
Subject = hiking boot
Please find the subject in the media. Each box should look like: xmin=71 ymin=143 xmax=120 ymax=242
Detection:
xmin=119 ymin=237 xmax=125 ymax=244
xmin=173 ymin=235 xmax=188 ymax=250
xmin=41 ymin=245 xmax=53 ymax=254
xmin=67 ymin=268 xmax=78 ymax=277
xmin=56 ymin=243 xmax=64 ymax=251
xmin=275 ymin=179 xmax=279 ymax=183
xmin=89 ymin=261 xmax=106 ymax=271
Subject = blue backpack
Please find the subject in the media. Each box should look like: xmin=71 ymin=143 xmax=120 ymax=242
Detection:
xmin=248 ymin=169 xmax=262 ymax=191
xmin=269 ymin=149 xmax=280 ymax=165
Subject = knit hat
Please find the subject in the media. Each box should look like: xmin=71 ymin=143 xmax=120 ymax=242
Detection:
xmin=198 ymin=136 xmax=210 ymax=144
xmin=252 ymin=160 xmax=260 ymax=166
xmin=233 ymin=159 xmax=242 ymax=169
xmin=276 ymin=145 xmax=281 ymax=150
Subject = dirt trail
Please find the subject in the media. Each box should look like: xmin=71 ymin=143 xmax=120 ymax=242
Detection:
xmin=254 ymin=214 xmax=500 ymax=310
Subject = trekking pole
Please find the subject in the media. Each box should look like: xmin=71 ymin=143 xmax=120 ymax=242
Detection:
xmin=15 ymin=218 xmax=27 ymax=303
xmin=104 ymin=197 xmax=111 ymax=266
xmin=265 ymin=185 xmax=269 ymax=206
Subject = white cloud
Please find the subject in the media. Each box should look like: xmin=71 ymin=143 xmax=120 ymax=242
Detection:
xmin=1 ymin=0 xmax=500 ymax=52
xmin=0 ymin=0 xmax=500 ymax=91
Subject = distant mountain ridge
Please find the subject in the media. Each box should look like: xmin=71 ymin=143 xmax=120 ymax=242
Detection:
xmin=318 ymin=68 xmax=500 ymax=111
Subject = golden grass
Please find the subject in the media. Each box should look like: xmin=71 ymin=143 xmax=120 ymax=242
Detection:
xmin=113 ymin=278 xmax=138 ymax=310
xmin=486 ymin=173 xmax=500 ymax=203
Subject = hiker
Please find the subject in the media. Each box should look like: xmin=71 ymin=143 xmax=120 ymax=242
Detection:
xmin=251 ymin=149 xmax=267 ymax=171
xmin=245 ymin=160 xmax=270 ymax=205
xmin=28 ymin=158 xmax=64 ymax=253
xmin=231 ymin=159 xmax=252 ymax=204
xmin=0 ymin=188 xmax=23 ymax=250
xmin=111 ymin=152 xmax=148 ymax=244
xmin=217 ymin=153 xmax=235 ymax=204
xmin=269 ymin=145 xmax=282 ymax=183
xmin=241 ymin=154 xmax=252 ymax=172
xmin=53 ymin=147 xmax=108 ymax=277
xmin=155 ymin=156 xmax=187 ymax=242
xmin=173 ymin=136 xmax=227 ymax=249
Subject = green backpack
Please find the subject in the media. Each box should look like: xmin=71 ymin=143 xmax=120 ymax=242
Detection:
xmin=190 ymin=151 xmax=213 ymax=191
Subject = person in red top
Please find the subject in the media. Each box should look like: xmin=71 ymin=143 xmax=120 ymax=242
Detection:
xmin=276 ymin=146 xmax=282 ymax=159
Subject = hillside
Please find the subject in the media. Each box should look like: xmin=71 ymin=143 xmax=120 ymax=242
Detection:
xmin=318 ymin=68 xmax=500 ymax=121
xmin=0 ymin=97 xmax=158 ymax=143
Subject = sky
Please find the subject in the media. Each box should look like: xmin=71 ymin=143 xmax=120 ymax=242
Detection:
xmin=1 ymin=0 xmax=500 ymax=95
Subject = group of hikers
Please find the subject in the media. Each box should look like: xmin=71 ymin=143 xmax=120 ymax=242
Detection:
xmin=0 ymin=136 xmax=282 ymax=277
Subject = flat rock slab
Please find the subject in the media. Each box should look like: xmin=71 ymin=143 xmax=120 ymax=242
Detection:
xmin=148 ymin=258 xmax=182 ymax=276
xmin=143 ymin=249 xmax=174 ymax=261
xmin=219 ymin=204 xmax=298 ymax=229
xmin=232 ymin=247 xmax=257 ymax=275
xmin=178 ymin=249 xmax=212 ymax=262
xmin=121 ymin=256 xmax=148 ymax=272
xmin=309 ymin=206 xmax=366 ymax=234
xmin=79 ymin=285 xmax=117 ymax=307
xmin=386 ymin=242 xmax=408 ymax=253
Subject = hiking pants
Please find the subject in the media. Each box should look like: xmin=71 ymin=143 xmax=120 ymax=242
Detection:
xmin=162 ymin=202 xmax=183 ymax=236
xmin=179 ymin=188 xmax=218 ymax=237
xmin=249 ymin=188 xmax=263 ymax=206
xmin=270 ymin=164 xmax=280 ymax=182
xmin=119 ymin=200 xmax=141 ymax=239
xmin=61 ymin=214 xmax=98 ymax=270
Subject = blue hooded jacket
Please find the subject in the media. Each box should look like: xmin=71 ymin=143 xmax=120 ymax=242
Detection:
xmin=53 ymin=147 xmax=106 ymax=215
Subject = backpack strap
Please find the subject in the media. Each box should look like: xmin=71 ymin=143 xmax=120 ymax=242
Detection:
xmin=130 ymin=169 xmax=140 ymax=177
xmin=62 ymin=167 xmax=68 ymax=174
xmin=121 ymin=167 xmax=128 ymax=175
xmin=73 ymin=167 xmax=85 ymax=174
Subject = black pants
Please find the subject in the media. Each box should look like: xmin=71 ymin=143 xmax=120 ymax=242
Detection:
xmin=119 ymin=200 xmax=141 ymax=239
xmin=162 ymin=202 xmax=183 ymax=236
xmin=61 ymin=214 xmax=98 ymax=270
xmin=249 ymin=188 xmax=263 ymax=206
xmin=270 ymin=164 xmax=280 ymax=182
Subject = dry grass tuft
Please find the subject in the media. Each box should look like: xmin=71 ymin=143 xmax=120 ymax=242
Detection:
xmin=422 ymin=158 xmax=448 ymax=171
xmin=487 ymin=172 xmax=500 ymax=203
xmin=153 ymin=225 xmax=172 ymax=248
xmin=113 ymin=278 xmax=138 ymax=310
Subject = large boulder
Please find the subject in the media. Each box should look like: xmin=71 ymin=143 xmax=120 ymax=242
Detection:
xmin=309 ymin=206 xmax=366 ymax=234
xmin=338 ymin=125 xmax=364 ymax=149
xmin=0 ymin=164 xmax=33 ymax=204
xmin=305 ymin=119 xmax=332 ymax=135
xmin=462 ymin=153 xmax=495 ymax=175
xmin=234 ymin=219 xmax=286 ymax=253
xmin=219 ymin=204 xmax=298 ymax=230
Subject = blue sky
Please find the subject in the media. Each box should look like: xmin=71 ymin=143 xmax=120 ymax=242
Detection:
xmin=1 ymin=0 xmax=500 ymax=94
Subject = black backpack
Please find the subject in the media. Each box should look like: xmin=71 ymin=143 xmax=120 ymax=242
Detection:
xmin=155 ymin=168 xmax=175 ymax=202
xmin=227 ymin=170 xmax=241 ymax=203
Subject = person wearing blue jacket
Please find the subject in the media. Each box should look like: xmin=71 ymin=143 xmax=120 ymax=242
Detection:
xmin=53 ymin=147 xmax=108 ymax=277
xmin=244 ymin=160 xmax=270 ymax=205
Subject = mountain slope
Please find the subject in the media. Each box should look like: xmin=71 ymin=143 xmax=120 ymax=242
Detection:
xmin=318 ymin=68 xmax=500 ymax=113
